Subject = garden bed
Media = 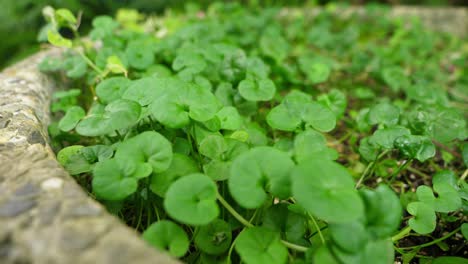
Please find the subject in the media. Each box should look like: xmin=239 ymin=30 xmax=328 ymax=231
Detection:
xmin=1 ymin=5 xmax=467 ymax=264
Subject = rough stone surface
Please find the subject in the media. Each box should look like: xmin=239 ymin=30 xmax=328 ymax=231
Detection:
xmin=281 ymin=6 xmax=467 ymax=38
xmin=0 ymin=7 xmax=465 ymax=264
xmin=0 ymin=49 xmax=179 ymax=264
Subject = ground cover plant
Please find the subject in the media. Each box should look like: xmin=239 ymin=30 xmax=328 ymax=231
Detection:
xmin=39 ymin=3 xmax=467 ymax=264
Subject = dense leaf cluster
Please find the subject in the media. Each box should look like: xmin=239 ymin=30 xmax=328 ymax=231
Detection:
xmin=40 ymin=3 xmax=467 ymax=264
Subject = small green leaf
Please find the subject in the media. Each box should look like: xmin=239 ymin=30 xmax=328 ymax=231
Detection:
xmin=126 ymin=40 xmax=155 ymax=70
xmin=164 ymin=173 xmax=219 ymax=225
xmin=106 ymin=55 xmax=127 ymax=75
xmin=292 ymin=159 xmax=364 ymax=222
xmin=368 ymin=102 xmax=400 ymax=126
xmin=294 ymin=130 xmax=335 ymax=162
xmin=359 ymin=185 xmax=402 ymax=239
xmin=216 ymin=106 xmax=242 ymax=130
xmin=433 ymin=256 xmax=468 ymax=264
xmin=57 ymin=145 xmax=83 ymax=166
xmin=89 ymin=16 xmax=119 ymax=40
xmin=262 ymin=204 xmax=307 ymax=244
xmin=150 ymin=154 xmax=199 ymax=197
xmin=266 ymin=104 xmax=302 ymax=131
xmin=229 ymin=147 xmax=295 ymax=209
xmin=47 ymin=30 xmax=72 ymax=48
xmin=194 ymin=219 xmax=232 ymax=255
xmin=58 ymin=106 xmax=85 ymax=132
xmin=142 ymin=220 xmax=189 ymax=257
xmin=238 ymin=78 xmax=276 ymax=102
xmin=298 ymin=57 xmax=331 ymax=84
xmin=394 ymin=135 xmax=436 ymax=162
xmin=199 ymin=135 xmax=228 ymax=160
xmin=92 ymin=159 xmax=138 ymax=201
xmin=55 ymin=8 xmax=77 ymax=25
xmin=115 ymin=131 xmax=173 ymax=175
xmin=461 ymin=223 xmax=468 ymax=240
xmin=96 ymin=77 xmax=131 ymax=104
xmin=370 ymin=126 xmax=411 ymax=149
xmin=317 ymin=89 xmax=347 ymax=119
xmin=235 ymin=227 xmax=288 ymax=264
xmin=329 ymin=221 xmax=368 ymax=253
xmin=407 ymin=201 xmax=436 ymax=234
xmin=381 ymin=67 xmax=409 ymax=92
xmin=302 ymin=102 xmax=336 ymax=132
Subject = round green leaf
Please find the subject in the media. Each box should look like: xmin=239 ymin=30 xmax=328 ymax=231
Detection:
xmin=57 ymin=145 xmax=84 ymax=166
xmin=461 ymin=223 xmax=468 ymax=240
xmin=266 ymin=104 xmax=302 ymax=131
xmin=294 ymin=130 xmax=333 ymax=162
xmin=105 ymin=99 xmax=141 ymax=131
xmin=262 ymin=204 xmax=307 ymax=243
xmin=122 ymin=77 xmax=161 ymax=106
xmin=142 ymin=220 xmax=189 ymax=257
xmin=58 ymin=106 xmax=85 ymax=132
xmin=199 ymin=135 xmax=228 ymax=160
xmin=92 ymin=159 xmax=138 ymax=201
xmin=150 ymin=154 xmax=199 ymax=197
xmin=317 ymin=89 xmax=347 ymax=119
xmin=407 ymin=201 xmax=436 ymax=234
xmin=359 ymin=185 xmax=402 ymax=239
xmin=75 ymin=115 xmax=112 ymax=136
xmin=394 ymin=135 xmax=435 ymax=162
xmin=433 ymin=256 xmax=468 ymax=264
xmin=238 ymin=78 xmax=276 ymax=101
xmin=368 ymin=103 xmax=400 ymax=126
xmin=96 ymin=77 xmax=131 ymax=104
xmin=292 ymin=159 xmax=364 ymax=222
xmin=235 ymin=227 xmax=288 ymax=264
xmin=302 ymin=102 xmax=336 ymax=132
xmin=194 ymin=219 xmax=232 ymax=255
xmin=126 ymin=40 xmax=155 ymax=70
xmin=216 ymin=106 xmax=242 ymax=130
xmin=329 ymin=221 xmax=368 ymax=253
xmin=229 ymin=147 xmax=295 ymax=209
xmin=164 ymin=173 xmax=219 ymax=225
xmin=370 ymin=126 xmax=411 ymax=149
xmin=298 ymin=57 xmax=331 ymax=84
xmin=115 ymin=131 xmax=173 ymax=174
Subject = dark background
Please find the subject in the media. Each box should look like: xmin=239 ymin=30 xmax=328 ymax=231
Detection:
xmin=0 ymin=0 xmax=465 ymax=69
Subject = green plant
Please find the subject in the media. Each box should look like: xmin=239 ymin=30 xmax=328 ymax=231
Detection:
xmin=41 ymin=3 xmax=467 ymax=263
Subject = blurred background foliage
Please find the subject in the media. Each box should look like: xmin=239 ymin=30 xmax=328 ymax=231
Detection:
xmin=0 ymin=0 xmax=465 ymax=69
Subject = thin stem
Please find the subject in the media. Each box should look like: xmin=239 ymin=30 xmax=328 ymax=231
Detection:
xmin=77 ymin=50 xmax=103 ymax=75
xmin=308 ymin=213 xmax=326 ymax=245
xmin=407 ymin=166 xmax=430 ymax=180
xmin=459 ymin=168 xmax=468 ymax=184
xmin=389 ymin=159 xmax=413 ymax=183
xmin=218 ymin=193 xmax=310 ymax=253
xmin=281 ymin=240 xmax=309 ymax=252
xmin=392 ymin=226 xmax=412 ymax=242
xmin=356 ymin=150 xmax=390 ymax=188
xmin=398 ymin=227 xmax=461 ymax=250
xmin=216 ymin=192 xmax=253 ymax=228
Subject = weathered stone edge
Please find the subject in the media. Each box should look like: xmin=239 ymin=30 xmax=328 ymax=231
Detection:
xmin=280 ymin=6 xmax=468 ymax=38
xmin=0 ymin=49 xmax=180 ymax=264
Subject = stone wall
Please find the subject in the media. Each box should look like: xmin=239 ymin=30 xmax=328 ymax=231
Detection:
xmin=0 ymin=7 xmax=466 ymax=264
xmin=0 ymin=49 xmax=179 ymax=264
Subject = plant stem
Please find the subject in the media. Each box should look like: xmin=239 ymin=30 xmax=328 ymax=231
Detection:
xmin=217 ymin=192 xmax=310 ymax=252
xmin=392 ymin=226 xmax=412 ymax=242
xmin=459 ymin=168 xmax=468 ymax=184
xmin=356 ymin=150 xmax=390 ymax=188
xmin=308 ymin=213 xmax=326 ymax=245
xmin=398 ymin=227 xmax=461 ymax=249
xmin=407 ymin=166 xmax=430 ymax=180
xmin=216 ymin=192 xmax=253 ymax=228
xmin=281 ymin=240 xmax=309 ymax=252
xmin=77 ymin=50 xmax=103 ymax=75
xmin=389 ymin=159 xmax=413 ymax=183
